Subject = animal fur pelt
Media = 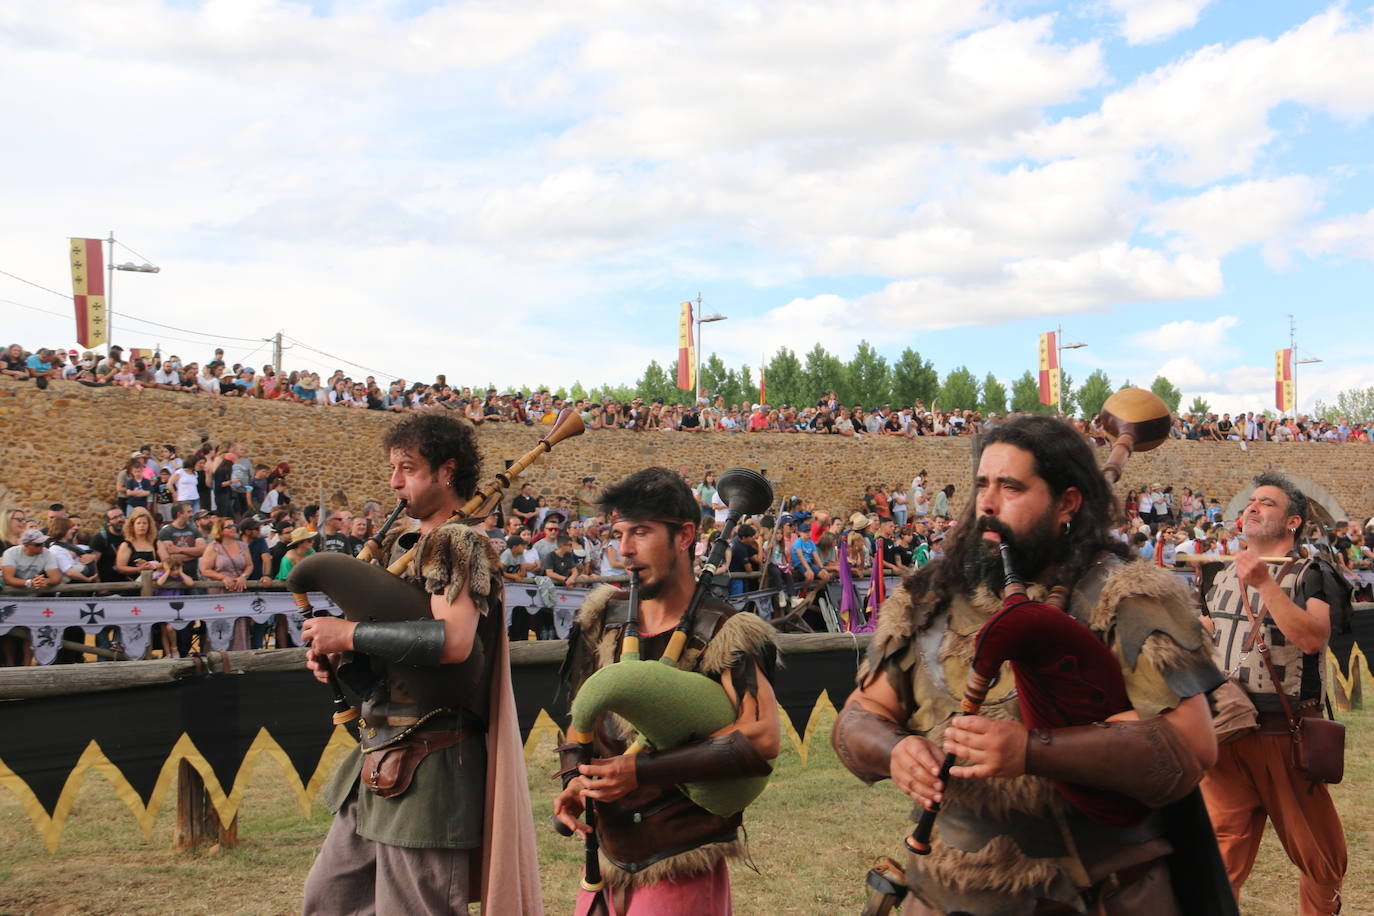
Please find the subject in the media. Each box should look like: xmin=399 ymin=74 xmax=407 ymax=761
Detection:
xmin=415 ymin=521 xmax=501 ymax=610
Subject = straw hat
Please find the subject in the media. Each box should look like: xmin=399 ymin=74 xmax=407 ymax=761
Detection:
xmin=848 ymin=513 xmax=872 ymax=532
xmin=285 ymin=527 xmax=318 ymax=548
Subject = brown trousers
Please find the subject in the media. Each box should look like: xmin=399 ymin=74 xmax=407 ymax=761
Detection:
xmin=1201 ymin=733 xmax=1346 ymax=916
xmin=301 ymin=793 xmax=474 ymax=915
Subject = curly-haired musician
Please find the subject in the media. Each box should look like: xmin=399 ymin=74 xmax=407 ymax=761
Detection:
xmin=831 ymin=416 xmax=1234 ymax=915
xmin=301 ymin=412 xmax=540 ymax=915
xmin=553 ymin=467 xmax=779 ymax=914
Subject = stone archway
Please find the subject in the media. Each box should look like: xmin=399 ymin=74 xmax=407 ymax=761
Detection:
xmin=1223 ymin=473 xmax=1347 ymax=528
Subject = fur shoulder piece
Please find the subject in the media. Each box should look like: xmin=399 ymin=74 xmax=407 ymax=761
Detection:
xmin=574 ymin=583 xmax=622 ymax=637
xmin=698 ymin=611 xmax=777 ymax=678
xmin=417 ymin=520 xmax=500 ymax=608
xmin=1088 ymin=558 xmax=1224 ymax=711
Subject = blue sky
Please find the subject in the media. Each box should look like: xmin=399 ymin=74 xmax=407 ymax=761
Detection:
xmin=2 ymin=0 xmax=1371 ymax=413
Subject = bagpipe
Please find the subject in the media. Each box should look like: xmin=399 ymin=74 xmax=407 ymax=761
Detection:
xmin=555 ymin=468 xmax=775 ymax=900
xmin=286 ymin=408 xmax=585 ymax=720
xmin=907 ymin=388 xmax=1171 ymax=855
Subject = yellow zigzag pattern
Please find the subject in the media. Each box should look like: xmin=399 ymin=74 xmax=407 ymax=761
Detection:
xmin=2 ymin=648 xmax=1367 ymax=853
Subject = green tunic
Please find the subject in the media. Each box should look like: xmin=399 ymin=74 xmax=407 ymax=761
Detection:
xmin=321 ymin=521 xmax=501 ymax=849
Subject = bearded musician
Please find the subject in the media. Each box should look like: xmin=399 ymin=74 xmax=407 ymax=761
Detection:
xmin=832 ymin=416 xmax=1232 ymax=915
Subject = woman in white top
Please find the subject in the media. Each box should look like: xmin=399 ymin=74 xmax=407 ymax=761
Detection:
xmin=170 ymin=465 xmax=201 ymax=511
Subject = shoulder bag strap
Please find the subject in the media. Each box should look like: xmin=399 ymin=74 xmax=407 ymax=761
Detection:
xmin=1237 ymin=559 xmax=1300 ymax=729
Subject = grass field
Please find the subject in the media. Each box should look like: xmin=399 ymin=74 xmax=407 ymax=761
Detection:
xmin=1 ymin=704 xmax=1368 ymax=915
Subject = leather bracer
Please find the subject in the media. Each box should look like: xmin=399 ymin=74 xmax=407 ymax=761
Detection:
xmin=1024 ymin=717 xmax=1203 ymax=808
xmin=554 ymin=742 xmax=583 ymax=788
xmin=352 ymin=619 xmax=446 ymax=667
xmin=634 ymin=731 xmax=773 ymax=787
xmin=831 ymin=704 xmax=912 ymax=785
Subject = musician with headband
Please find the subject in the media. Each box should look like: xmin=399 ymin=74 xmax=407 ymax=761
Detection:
xmin=553 ymin=466 xmax=780 ymax=914
xmin=300 ymin=412 xmax=540 ymax=915
xmin=832 ymin=416 xmax=1231 ymax=915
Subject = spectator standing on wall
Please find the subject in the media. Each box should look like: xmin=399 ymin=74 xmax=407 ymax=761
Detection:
xmin=574 ymin=477 xmax=599 ymax=522
xmin=118 ymin=457 xmax=152 ymax=513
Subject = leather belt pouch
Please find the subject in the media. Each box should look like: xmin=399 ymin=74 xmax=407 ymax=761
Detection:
xmin=1293 ymin=713 xmax=1345 ymax=785
xmin=361 ymin=729 xmax=467 ymax=799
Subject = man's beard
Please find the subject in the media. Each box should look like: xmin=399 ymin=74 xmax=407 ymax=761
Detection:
xmin=636 ymin=550 xmax=680 ymax=601
xmin=964 ymin=513 xmax=1063 ymax=595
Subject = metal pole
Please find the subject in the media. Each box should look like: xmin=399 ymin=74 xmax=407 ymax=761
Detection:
xmin=1055 ymin=323 xmax=1063 ymax=416
xmin=106 ymin=231 xmax=115 ymax=357
xmin=1290 ymin=314 xmax=1298 ymax=417
xmin=694 ymin=292 xmax=703 ymax=400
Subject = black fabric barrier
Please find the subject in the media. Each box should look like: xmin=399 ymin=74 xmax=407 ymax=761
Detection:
xmin=1 ymin=645 xmax=863 ymax=822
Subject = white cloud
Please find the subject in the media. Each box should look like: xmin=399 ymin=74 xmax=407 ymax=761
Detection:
xmin=1301 ymin=208 xmax=1374 ymax=261
xmin=1145 ymin=176 xmax=1320 ymax=261
xmin=1016 ymin=8 xmax=1374 ymax=184
xmin=1108 ymin=0 xmax=1217 ymax=45
xmin=1133 ymin=315 xmax=1238 ymax=351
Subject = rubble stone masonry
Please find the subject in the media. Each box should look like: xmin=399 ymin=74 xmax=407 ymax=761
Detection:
xmin=1 ymin=380 xmax=1369 ymax=524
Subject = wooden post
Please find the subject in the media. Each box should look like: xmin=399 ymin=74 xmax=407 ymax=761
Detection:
xmin=139 ymin=569 xmax=154 ymax=597
xmin=1350 ymin=654 xmax=1363 ymax=711
xmin=175 ymin=759 xmax=238 ymax=850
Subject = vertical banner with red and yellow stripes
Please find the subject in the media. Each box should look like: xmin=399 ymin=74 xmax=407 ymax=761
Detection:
xmin=677 ymin=301 xmax=694 ymax=391
xmin=69 ymin=238 xmax=107 ymax=348
xmin=1275 ymin=348 xmax=1294 ymax=413
xmin=1038 ymin=331 xmax=1059 ymax=406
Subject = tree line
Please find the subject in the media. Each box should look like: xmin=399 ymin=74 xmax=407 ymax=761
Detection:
xmin=528 ymin=342 xmax=1189 ymax=421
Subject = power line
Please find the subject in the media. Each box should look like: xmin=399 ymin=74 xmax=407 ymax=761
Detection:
xmin=283 ymin=335 xmax=404 ymax=381
xmin=0 ymin=268 xmax=68 ymax=300
xmin=111 ymin=310 xmax=262 ymax=343
xmin=0 ymin=296 xmax=69 ymax=319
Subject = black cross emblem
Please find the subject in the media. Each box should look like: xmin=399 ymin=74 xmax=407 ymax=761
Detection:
xmin=80 ymin=603 xmax=105 ymax=625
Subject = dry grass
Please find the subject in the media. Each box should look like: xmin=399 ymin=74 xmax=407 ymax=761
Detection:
xmin=0 ymin=704 xmax=1368 ymax=915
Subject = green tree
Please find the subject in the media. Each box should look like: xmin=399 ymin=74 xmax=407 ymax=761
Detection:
xmin=1150 ymin=375 xmax=1183 ymax=414
xmin=1314 ymin=386 xmax=1374 ymax=424
xmin=1010 ymin=370 xmax=1045 ymax=414
xmin=939 ymin=366 xmax=980 ymax=411
xmin=569 ymin=381 xmax=588 ymax=401
xmin=764 ymin=347 xmax=805 ymax=407
xmin=845 ymin=340 xmax=891 ymax=406
xmin=737 ymin=364 xmax=756 ymax=407
xmin=1056 ymin=372 xmax=1077 ymax=416
xmin=1186 ymin=395 xmax=1211 ymax=416
xmin=802 ymin=343 xmax=847 ymax=405
xmin=979 ymin=373 xmax=1008 ymax=415
xmin=891 ymin=347 xmax=940 ymax=407
xmin=1075 ymin=369 xmax=1113 ymax=420
xmin=699 ymin=353 xmax=729 ymax=399
xmin=635 ymin=360 xmax=675 ymax=403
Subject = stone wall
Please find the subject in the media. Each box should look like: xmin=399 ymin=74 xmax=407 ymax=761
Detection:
xmin=2 ymin=380 xmax=1371 ymax=523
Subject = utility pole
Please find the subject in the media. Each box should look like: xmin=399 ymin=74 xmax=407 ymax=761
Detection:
xmin=1288 ymin=314 xmax=1322 ymax=417
xmin=272 ymin=332 xmax=283 ymax=374
xmin=106 ymin=231 xmax=115 ymax=356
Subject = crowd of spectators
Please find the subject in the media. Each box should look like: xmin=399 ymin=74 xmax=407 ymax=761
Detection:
xmin=9 ymin=342 xmax=1370 ymax=441
xmin=4 ymin=451 xmax=1372 ymax=662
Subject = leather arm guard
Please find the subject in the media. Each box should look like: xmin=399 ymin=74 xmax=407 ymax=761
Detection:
xmin=831 ymin=704 xmax=912 ymax=785
xmin=634 ymin=730 xmax=773 ymax=787
xmin=554 ymin=742 xmax=583 ymax=788
xmin=1023 ymin=717 xmax=1204 ymax=808
xmin=351 ymin=619 xmax=446 ymax=667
